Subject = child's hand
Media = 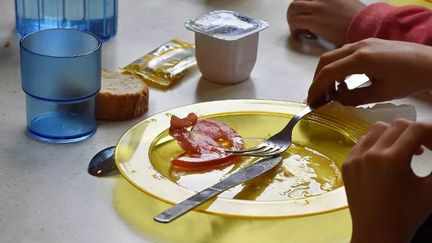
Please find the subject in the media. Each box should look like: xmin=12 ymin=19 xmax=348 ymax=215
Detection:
xmin=308 ymin=38 xmax=432 ymax=106
xmin=343 ymin=119 xmax=432 ymax=243
xmin=287 ymin=0 xmax=365 ymax=46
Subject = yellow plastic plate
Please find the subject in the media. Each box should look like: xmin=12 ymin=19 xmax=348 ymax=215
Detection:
xmin=115 ymin=99 xmax=369 ymax=218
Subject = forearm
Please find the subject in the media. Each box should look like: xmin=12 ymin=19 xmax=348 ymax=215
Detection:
xmin=415 ymin=45 xmax=432 ymax=91
xmin=347 ymin=3 xmax=432 ymax=45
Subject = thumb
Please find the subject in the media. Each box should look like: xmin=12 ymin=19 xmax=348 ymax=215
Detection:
xmin=332 ymin=86 xmax=381 ymax=106
xmin=414 ymin=146 xmax=424 ymax=156
xmin=422 ymin=140 xmax=432 ymax=152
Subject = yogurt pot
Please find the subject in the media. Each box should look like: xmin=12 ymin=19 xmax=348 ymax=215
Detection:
xmin=185 ymin=10 xmax=268 ymax=84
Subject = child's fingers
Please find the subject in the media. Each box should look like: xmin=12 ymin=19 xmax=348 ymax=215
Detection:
xmin=393 ymin=123 xmax=432 ymax=162
xmin=331 ymin=85 xmax=387 ymax=106
xmin=291 ymin=29 xmax=302 ymax=40
xmin=287 ymin=0 xmax=321 ymax=17
xmin=416 ymin=137 xmax=432 ymax=156
xmin=357 ymin=122 xmax=389 ymax=152
xmin=372 ymin=119 xmax=411 ymax=150
xmin=313 ymin=43 xmax=357 ymax=79
xmin=414 ymin=146 xmax=424 ymax=156
xmin=422 ymin=140 xmax=432 ymax=151
xmin=307 ymin=55 xmax=366 ymax=104
xmin=287 ymin=15 xmax=320 ymax=36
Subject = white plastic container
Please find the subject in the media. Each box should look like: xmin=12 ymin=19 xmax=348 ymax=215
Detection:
xmin=186 ymin=10 xmax=268 ymax=84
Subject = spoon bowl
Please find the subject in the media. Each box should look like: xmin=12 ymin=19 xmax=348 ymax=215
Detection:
xmin=88 ymin=146 xmax=118 ymax=176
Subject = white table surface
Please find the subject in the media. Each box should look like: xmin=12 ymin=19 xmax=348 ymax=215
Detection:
xmin=2 ymin=0 xmax=432 ymax=242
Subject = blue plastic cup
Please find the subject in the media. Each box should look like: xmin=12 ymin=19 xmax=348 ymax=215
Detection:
xmin=20 ymin=29 xmax=101 ymax=143
xmin=15 ymin=0 xmax=118 ymax=42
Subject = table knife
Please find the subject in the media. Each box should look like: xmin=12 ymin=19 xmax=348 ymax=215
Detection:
xmin=154 ymin=155 xmax=283 ymax=223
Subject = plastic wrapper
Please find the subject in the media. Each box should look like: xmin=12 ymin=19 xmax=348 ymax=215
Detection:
xmin=123 ymin=39 xmax=196 ymax=88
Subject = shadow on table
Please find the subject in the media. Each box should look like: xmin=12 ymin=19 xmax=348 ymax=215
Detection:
xmin=195 ymin=76 xmax=257 ymax=102
xmin=113 ymin=179 xmax=352 ymax=243
xmin=286 ymin=35 xmax=336 ymax=57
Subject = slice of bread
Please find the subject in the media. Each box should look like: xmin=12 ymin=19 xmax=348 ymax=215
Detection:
xmin=96 ymin=69 xmax=149 ymax=121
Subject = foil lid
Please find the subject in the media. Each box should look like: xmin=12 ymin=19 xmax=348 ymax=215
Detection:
xmin=185 ymin=10 xmax=269 ymax=41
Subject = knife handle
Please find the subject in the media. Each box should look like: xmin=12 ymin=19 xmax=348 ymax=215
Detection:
xmin=154 ymin=187 xmax=222 ymax=223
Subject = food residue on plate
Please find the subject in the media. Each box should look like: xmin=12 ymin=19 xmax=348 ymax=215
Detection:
xmin=150 ymin=111 xmax=348 ymax=201
xmin=170 ymin=144 xmax=342 ymax=201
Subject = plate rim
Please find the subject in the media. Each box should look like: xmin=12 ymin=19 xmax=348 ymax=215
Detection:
xmin=115 ymin=99 xmax=369 ymax=218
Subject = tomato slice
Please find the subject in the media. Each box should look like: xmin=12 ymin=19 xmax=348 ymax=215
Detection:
xmin=192 ymin=119 xmax=244 ymax=150
xmin=169 ymin=113 xmax=244 ymax=167
xmin=170 ymin=113 xmax=197 ymax=129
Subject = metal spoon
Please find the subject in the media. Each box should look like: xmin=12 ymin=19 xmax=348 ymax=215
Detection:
xmin=88 ymin=146 xmax=118 ymax=176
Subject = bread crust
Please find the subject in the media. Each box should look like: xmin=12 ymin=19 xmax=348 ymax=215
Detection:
xmin=96 ymin=70 xmax=149 ymax=121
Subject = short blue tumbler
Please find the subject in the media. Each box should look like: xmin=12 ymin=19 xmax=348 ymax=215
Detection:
xmin=20 ymin=29 xmax=101 ymax=143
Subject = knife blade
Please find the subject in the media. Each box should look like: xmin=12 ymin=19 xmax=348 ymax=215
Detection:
xmin=154 ymin=155 xmax=283 ymax=223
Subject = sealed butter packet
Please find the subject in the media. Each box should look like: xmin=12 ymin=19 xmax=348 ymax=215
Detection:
xmin=122 ymin=39 xmax=196 ymax=88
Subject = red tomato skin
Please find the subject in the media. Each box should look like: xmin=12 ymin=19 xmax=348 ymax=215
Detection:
xmin=169 ymin=112 xmax=244 ymax=167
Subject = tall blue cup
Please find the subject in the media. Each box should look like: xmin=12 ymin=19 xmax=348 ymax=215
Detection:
xmin=15 ymin=0 xmax=118 ymax=41
xmin=20 ymin=29 xmax=101 ymax=143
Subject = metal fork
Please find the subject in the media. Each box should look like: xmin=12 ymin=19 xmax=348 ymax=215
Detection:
xmin=226 ymin=103 xmax=316 ymax=157
xmin=227 ymin=74 xmax=371 ymax=157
